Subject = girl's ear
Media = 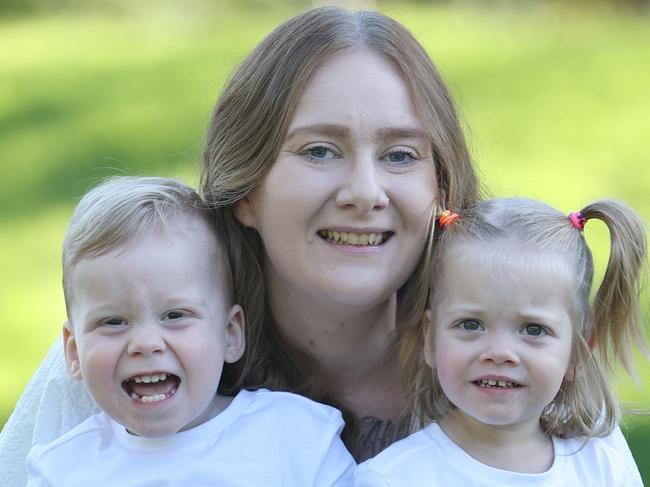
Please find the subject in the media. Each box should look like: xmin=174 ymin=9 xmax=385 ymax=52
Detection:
xmin=422 ymin=310 xmax=435 ymax=368
xmin=62 ymin=321 xmax=82 ymax=380
xmin=224 ymin=305 xmax=245 ymax=363
xmin=233 ymin=197 xmax=257 ymax=229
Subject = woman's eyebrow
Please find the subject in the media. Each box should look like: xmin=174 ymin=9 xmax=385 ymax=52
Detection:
xmin=285 ymin=124 xmax=350 ymax=140
xmin=376 ymin=127 xmax=429 ymax=140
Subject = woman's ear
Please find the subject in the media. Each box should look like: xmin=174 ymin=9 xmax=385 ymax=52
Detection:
xmin=422 ymin=310 xmax=435 ymax=368
xmin=233 ymin=197 xmax=257 ymax=229
xmin=63 ymin=321 xmax=82 ymax=380
xmin=224 ymin=305 xmax=245 ymax=363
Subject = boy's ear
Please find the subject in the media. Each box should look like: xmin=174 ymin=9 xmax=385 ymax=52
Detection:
xmin=224 ymin=305 xmax=245 ymax=363
xmin=233 ymin=197 xmax=257 ymax=229
xmin=62 ymin=321 xmax=82 ymax=380
xmin=422 ymin=310 xmax=435 ymax=368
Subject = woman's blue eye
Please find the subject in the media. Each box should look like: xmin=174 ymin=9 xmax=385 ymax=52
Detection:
xmin=301 ymin=145 xmax=336 ymax=161
xmin=458 ymin=319 xmax=483 ymax=332
xmin=522 ymin=324 xmax=547 ymax=337
xmin=385 ymin=149 xmax=417 ymax=165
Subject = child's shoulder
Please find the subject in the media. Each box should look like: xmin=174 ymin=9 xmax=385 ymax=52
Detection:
xmin=355 ymin=423 xmax=441 ymax=480
xmin=239 ymin=388 xmax=345 ymax=426
xmin=26 ymin=412 xmax=111 ymax=466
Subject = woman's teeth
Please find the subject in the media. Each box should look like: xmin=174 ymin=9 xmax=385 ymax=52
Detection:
xmin=318 ymin=230 xmax=389 ymax=245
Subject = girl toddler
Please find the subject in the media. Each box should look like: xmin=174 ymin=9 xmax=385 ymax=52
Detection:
xmin=355 ymin=197 xmax=647 ymax=486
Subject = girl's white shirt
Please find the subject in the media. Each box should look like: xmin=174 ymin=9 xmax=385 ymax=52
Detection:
xmin=354 ymin=422 xmax=643 ymax=487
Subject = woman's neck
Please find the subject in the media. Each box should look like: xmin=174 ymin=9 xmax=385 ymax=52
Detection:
xmin=268 ymin=278 xmax=405 ymax=419
xmin=439 ymin=410 xmax=553 ymax=473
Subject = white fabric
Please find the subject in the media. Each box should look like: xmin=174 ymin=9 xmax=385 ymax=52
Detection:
xmin=354 ymin=422 xmax=643 ymax=487
xmin=26 ymin=388 xmax=355 ymax=487
xmin=0 ymin=338 xmax=99 ymax=487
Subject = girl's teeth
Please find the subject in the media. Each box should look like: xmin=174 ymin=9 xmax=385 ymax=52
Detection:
xmin=478 ymin=379 xmax=516 ymax=388
xmin=132 ymin=373 xmax=167 ymax=384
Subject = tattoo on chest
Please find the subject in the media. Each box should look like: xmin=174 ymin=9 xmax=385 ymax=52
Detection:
xmin=352 ymin=416 xmax=411 ymax=463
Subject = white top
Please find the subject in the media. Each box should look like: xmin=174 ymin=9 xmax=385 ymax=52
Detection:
xmin=354 ymin=422 xmax=643 ymax=487
xmin=26 ymin=388 xmax=355 ymax=487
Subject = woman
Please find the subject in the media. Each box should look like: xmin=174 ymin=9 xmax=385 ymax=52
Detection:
xmin=201 ymin=6 xmax=478 ymax=461
xmin=0 ymin=4 xmax=487 ymax=482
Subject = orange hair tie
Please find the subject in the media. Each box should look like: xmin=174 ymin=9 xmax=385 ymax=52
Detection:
xmin=438 ymin=210 xmax=460 ymax=229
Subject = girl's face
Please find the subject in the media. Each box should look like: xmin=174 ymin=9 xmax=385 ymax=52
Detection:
xmin=425 ymin=246 xmax=575 ymax=434
xmin=236 ymin=49 xmax=437 ymax=308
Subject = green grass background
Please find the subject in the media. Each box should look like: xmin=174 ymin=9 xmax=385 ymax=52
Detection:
xmin=1 ymin=0 xmax=648 ymax=479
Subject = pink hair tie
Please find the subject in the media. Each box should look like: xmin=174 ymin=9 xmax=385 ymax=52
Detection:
xmin=438 ymin=210 xmax=460 ymax=229
xmin=568 ymin=211 xmax=587 ymax=230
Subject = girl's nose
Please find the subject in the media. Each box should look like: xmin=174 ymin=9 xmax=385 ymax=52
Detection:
xmin=335 ymin=154 xmax=389 ymax=214
xmin=127 ymin=326 xmax=166 ymax=356
xmin=478 ymin=334 xmax=520 ymax=366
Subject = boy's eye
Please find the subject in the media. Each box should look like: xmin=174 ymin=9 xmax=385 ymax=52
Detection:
xmin=521 ymin=323 xmax=547 ymax=337
xmin=163 ymin=310 xmax=185 ymax=320
xmin=102 ymin=317 xmax=126 ymax=326
xmin=458 ymin=319 xmax=483 ymax=332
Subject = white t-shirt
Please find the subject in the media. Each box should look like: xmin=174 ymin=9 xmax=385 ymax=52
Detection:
xmin=354 ymin=422 xmax=643 ymax=487
xmin=26 ymin=388 xmax=355 ymax=487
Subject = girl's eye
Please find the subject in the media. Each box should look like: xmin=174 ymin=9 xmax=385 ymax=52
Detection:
xmin=383 ymin=148 xmax=417 ymax=165
xmin=458 ymin=319 xmax=483 ymax=332
xmin=163 ymin=310 xmax=185 ymax=320
xmin=521 ymin=323 xmax=547 ymax=337
xmin=300 ymin=145 xmax=337 ymax=162
xmin=102 ymin=317 xmax=126 ymax=327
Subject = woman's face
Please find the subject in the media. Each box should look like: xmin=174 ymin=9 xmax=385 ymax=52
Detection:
xmin=236 ymin=49 xmax=437 ymax=309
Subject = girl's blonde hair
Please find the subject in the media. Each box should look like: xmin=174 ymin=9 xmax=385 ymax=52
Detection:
xmin=200 ymin=5 xmax=479 ymax=417
xmin=414 ymin=197 xmax=648 ymax=438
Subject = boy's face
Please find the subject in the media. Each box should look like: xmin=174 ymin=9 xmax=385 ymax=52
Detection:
xmin=63 ymin=221 xmax=244 ymax=437
xmin=424 ymin=245 xmax=575 ymax=435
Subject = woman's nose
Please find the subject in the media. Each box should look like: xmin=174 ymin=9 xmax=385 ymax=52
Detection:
xmin=335 ymin=154 xmax=389 ymax=214
xmin=127 ymin=325 xmax=166 ymax=356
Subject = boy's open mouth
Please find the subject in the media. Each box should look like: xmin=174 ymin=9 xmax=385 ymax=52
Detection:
xmin=122 ymin=373 xmax=180 ymax=403
xmin=317 ymin=230 xmax=393 ymax=246
xmin=473 ymin=378 xmax=521 ymax=389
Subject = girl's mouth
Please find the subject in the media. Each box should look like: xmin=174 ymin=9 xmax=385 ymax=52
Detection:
xmin=122 ymin=373 xmax=181 ymax=404
xmin=317 ymin=230 xmax=393 ymax=246
xmin=473 ymin=378 xmax=521 ymax=389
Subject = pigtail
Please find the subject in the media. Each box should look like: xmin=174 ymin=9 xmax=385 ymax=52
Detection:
xmin=581 ymin=200 xmax=648 ymax=377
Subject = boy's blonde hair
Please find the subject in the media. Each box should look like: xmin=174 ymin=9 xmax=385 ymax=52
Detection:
xmin=413 ymin=197 xmax=647 ymax=438
xmin=62 ymin=176 xmax=229 ymax=320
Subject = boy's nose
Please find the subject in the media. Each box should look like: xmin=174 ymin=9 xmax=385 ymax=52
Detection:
xmin=127 ymin=326 xmax=166 ymax=356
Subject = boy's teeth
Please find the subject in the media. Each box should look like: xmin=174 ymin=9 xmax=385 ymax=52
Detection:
xmin=319 ymin=230 xmax=387 ymax=246
xmin=129 ymin=386 xmax=177 ymax=404
xmin=132 ymin=373 xmax=167 ymax=384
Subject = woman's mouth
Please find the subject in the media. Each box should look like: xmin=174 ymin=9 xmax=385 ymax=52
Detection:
xmin=317 ymin=230 xmax=393 ymax=246
xmin=122 ymin=373 xmax=180 ymax=404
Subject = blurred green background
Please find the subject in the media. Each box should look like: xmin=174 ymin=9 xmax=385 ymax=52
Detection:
xmin=1 ymin=0 xmax=648 ymax=479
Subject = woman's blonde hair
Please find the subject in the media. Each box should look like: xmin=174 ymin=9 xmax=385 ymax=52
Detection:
xmin=200 ymin=6 xmax=480 ymax=430
xmin=414 ymin=197 xmax=648 ymax=438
